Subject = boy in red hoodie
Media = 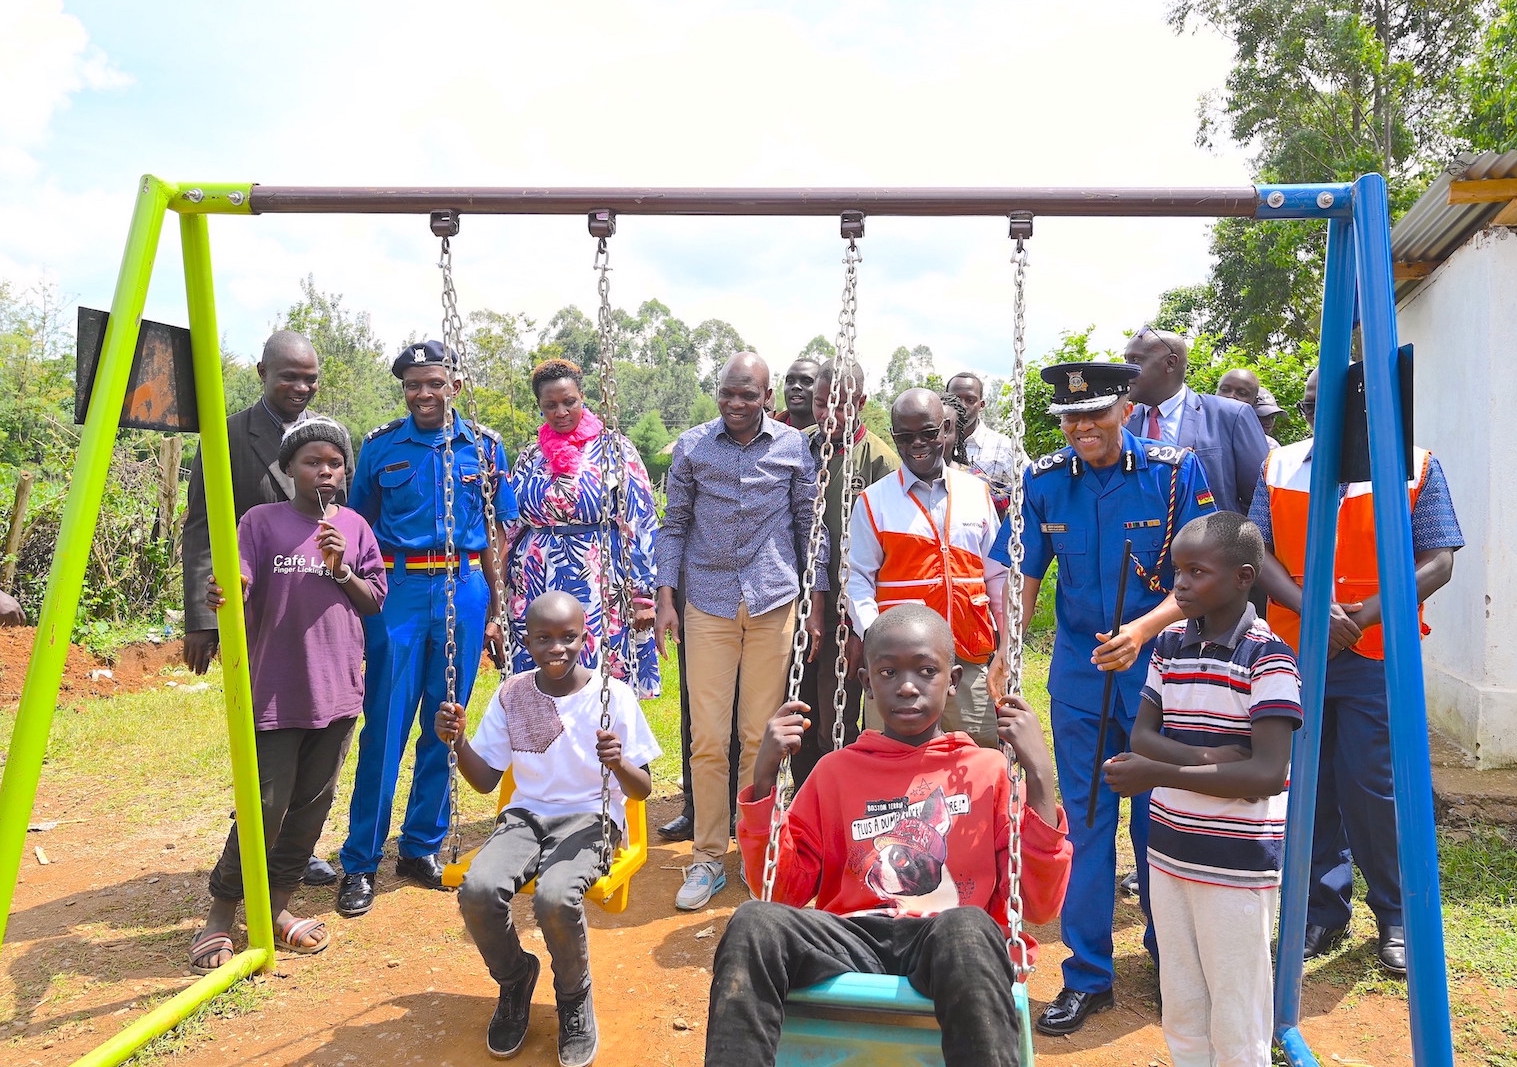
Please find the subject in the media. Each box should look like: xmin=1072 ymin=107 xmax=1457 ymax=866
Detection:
xmin=705 ymin=603 xmax=1072 ymax=1067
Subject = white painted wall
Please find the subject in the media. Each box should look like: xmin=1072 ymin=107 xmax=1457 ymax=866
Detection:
xmin=1399 ymin=226 xmax=1517 ymax=767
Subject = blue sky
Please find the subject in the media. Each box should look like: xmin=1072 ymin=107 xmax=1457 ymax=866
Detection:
xmin=1 ymin=0 xmax=1251 ymax=385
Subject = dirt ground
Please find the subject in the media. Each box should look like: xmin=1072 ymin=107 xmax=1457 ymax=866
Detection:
xmin=0 ymin=633 xmax=1497 ymax=1066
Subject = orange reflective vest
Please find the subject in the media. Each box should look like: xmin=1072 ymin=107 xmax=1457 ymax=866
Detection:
xmin=1264 ymin=441 xmax=1432 ymax=661
xmin=858 ymin=467 xmax=998 ymax=663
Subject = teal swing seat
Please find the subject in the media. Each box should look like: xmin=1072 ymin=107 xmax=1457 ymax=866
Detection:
xmin=776 ymin=972 xmax=1036 ymax=1067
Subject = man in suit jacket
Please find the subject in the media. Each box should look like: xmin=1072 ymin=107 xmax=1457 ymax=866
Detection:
xmin=1123 ymin=327 xmax=1268 ymax=515
xmin=180 ymin=330 xmax=355 ymax=883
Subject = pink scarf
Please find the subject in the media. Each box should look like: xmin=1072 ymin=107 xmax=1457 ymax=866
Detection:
xmin=538 ymin=407 xmax=604 ymax=478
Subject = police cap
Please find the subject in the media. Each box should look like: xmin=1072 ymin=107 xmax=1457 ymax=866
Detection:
xmin=1042 ymin=361 xmax=1140 ymax=415
xmin=391 ymin=339 xmax=458 ymax=379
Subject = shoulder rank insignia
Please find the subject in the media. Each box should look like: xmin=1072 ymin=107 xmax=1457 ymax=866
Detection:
xmin=364 ymin=417 xmax=405 ymax=442
xmin=1144 ymin=443 xmax=1188 ymax=466
xmin=1032 ymin=450 xmax=1079 ymax=477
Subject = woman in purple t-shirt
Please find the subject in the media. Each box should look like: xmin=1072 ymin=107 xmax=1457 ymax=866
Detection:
xmin=189 ymin=417 xmax=386 ymax=973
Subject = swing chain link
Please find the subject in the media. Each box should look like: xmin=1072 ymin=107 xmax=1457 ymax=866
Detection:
xmin=1003 ymin=216 xmax=1033 ymax=982
xmin=592 ymin=230 xmax=626 ymax=869
xmin=439 ymin=234 xmax=464 ymax=865
xmin=829 ymin=240 xmax=864 ymax=753
xmin=764 ymin=232 xmax=862 ymax=905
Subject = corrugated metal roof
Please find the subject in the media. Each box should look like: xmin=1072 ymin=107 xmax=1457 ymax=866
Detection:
xmin=1392 ymin=150 xmax=1517 ymax=303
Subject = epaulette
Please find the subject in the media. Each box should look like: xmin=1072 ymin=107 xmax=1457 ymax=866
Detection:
xmin=469 ymin=421 xmax=504 ymax=444
xmin=364 ymin=418 xmax=405 ymax=442
xmin=1030 ymin=450 xmax=1073 ymax=477
xmin=1144 ymin=443 xmax=1190 ymax=467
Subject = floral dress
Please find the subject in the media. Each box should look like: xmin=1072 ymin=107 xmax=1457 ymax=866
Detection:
xmin=505 ymin=431 xmax=661 ymax=698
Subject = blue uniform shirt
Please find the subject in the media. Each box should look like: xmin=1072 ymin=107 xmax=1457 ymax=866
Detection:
xmin=992 ymin=428 xmax=1216 ymax=711
xmin=351 ymin=411 xmax=518 ymax=553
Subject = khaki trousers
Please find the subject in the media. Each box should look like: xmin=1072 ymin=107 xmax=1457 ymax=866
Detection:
xmin=684 ymin=599 xmax=798 ymax=864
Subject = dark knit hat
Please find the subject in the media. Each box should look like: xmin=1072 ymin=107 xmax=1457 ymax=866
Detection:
xmin=278 ymin=416 xmax=349 ymax=472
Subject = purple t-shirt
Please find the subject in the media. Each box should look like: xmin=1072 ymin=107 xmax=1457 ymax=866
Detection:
xmin=238 ymin=502 xmax=387 ymax=730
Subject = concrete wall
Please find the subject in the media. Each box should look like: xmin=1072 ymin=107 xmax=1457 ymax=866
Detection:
xmin=1399 ymin=225 xmax=1517 ymax=767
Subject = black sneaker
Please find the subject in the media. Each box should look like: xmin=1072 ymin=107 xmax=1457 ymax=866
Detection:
xmin=557 ymin=986 xmax=598 ymax=1067
xmin=487 ymin=954 xmax=540 ymax=1059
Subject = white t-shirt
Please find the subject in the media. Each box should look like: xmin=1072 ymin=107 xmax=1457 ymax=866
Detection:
xmin=470 ymin=671 xmax=662 ymax=830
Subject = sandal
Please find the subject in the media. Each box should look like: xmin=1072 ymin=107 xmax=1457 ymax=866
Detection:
xmin=274 ymin=915 xmax=330 ymax=955
xmin=188 ymin=931 xmax=235 ymax=974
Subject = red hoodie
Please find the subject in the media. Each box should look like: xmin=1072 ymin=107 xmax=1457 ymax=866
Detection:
xmin=737 ymin=729 xmax=1072 ymax=961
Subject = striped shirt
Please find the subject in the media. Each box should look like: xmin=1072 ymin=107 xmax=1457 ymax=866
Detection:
xmin=1142 ymin=606 xmax=1302 ymax=889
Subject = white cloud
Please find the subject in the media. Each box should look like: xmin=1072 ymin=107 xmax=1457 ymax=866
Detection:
xmin=2 ymin=0 xmax=1259 ymax=409
xmin=0 ymin=0 xmax=131 ymax=178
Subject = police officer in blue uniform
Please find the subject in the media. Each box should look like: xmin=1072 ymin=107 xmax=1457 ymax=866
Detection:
xmin=336 ymin=340 xmax=517 ymax=917
xmin=990 ymin=361 xmax=1216 ymax=1034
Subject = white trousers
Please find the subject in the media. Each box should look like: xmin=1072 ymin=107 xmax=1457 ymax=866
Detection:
xmin=1150 ymin=869 xmax=1278 ymax=1067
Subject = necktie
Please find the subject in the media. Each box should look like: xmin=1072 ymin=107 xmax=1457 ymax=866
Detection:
xmin=1146 ymin=405 xmax=1162 ymax=442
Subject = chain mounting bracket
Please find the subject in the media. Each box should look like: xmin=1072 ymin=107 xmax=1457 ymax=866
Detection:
xmin=1008 ymin=210 xmax=1034 ymax=248
xmin=588 ymin=209 xmax=617 ymax=239
xmin=431 ymin=209 xmax=461 ymax=238
xmin=840 ymin=210 xmax=865 ymax=241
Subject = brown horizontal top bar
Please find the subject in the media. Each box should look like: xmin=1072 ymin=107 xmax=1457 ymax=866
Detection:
xmin=248 ymin=185 xmax=1263 ymax=218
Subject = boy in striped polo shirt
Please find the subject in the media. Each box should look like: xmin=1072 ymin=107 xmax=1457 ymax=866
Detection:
xmin=1102 ymin=512 xmax=1301 ymax=1067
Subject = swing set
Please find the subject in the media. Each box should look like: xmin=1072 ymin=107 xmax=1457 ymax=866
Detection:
xmin=0 ymin=174 xmax=1455 ymax=1067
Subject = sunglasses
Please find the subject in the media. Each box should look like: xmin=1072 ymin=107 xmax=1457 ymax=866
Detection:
xmin=890 ymin=427 xmax=944 ymax=446
xmin=1136 ymin=324 xmax=1187 ymax=362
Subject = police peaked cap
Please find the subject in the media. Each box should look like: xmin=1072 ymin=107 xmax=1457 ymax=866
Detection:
xmin=1042 ymin=361 xmax=1140 ymax=415
xmin=391 ymin=339 xmax=459 ymax=378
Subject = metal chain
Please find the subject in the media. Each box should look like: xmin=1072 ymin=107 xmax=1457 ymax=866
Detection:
xmin=763 ymin=234 xmax=860 ymax=905
xmin=592 ymin=234 xmax=627 ymax=868
xmin=1002 ymin=229 xmax=1032 ymax=982
xmin=438 ymin=235 xmax=464 ymax=865
xmin=829 ymin=243 xmax=863 ymax=753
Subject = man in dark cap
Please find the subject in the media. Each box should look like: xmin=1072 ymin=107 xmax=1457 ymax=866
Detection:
xmin=181 ymin=329 xmax=354 ymax=887
xmin=1252 ymin=388 xmax=1284 ymax=448
xmin=1124 ymin=330 xmax=1268 ymax=515
xmin=990 ymin=360 xmax=1217 ymax=1035
xmin=335 ymin=340 xmax=517 ymax=918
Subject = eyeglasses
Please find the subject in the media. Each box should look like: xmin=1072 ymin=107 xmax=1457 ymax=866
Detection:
xmin=1135 ymin=324 xmax=1187 ymax=362
xmin=1296 ymin=400 xmax=1316 ymax=420
xmin=890 ymin=427 xmax=943 ymax=446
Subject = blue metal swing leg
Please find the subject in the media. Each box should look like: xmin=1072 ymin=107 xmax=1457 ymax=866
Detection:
xmin=776 ymin=973 xmax=1036 ymax=1066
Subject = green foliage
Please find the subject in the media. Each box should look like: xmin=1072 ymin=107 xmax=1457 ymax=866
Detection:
xmin=877 ymin=344 xmax=940 ymax=405
xmin=1181 ymin=334 xmax=1318 ymax=446
xmin=1168 ymin=0 xmax=1489 ymax=352
xmin=279 ymin=276 xmax=402 ymax=442
xmin=798 ymin=335 xmax=836 ymax=362
xmin=628 ymin=409 xmax=673 ymax=481
xmin=689 ymin=394 xmax=718 ymax=424
xmin=0 ymin=281 xmax=77 ymax=469
xmin=1453 ymin=0 xmax=1517 ymax=150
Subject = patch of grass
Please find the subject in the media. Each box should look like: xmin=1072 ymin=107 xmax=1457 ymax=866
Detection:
xmin=1440 ymin=825 xmax=1517 ymax=987
xmin=123 ymin=977 xmax=273 ymax=1064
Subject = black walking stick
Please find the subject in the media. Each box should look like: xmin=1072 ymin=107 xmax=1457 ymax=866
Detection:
xmin=1086 ymin=539 xmax=1133 ymax=829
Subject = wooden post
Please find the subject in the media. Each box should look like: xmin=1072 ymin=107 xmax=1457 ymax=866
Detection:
xmin=1 ymin=471 xmax=34 ymax=590
xmin=156 ymin=435 xmax=183 ymax=544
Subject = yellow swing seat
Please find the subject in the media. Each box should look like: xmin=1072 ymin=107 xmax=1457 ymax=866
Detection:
xmin=439 ymin=766 xmax=648 ymax=913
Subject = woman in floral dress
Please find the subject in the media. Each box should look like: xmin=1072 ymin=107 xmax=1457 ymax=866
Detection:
xmin=505 ymin=358 xmax=660 ymax=697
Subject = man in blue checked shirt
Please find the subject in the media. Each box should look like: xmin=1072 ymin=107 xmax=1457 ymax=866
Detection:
xmin=335 ymin=340 xmax=517 ymax=919
xmin=655 ymin=352 xmax=827 ymax=912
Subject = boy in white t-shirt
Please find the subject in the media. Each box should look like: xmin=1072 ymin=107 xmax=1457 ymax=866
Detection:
xmin=436 ymin=591 xmax=660 ymax=1067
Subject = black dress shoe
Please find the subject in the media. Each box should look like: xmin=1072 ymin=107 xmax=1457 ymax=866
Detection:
xmin=1376 ymin=924 xmax=1407 ymax=976
xmin=1035 ymin=987 xmax=1114 ymax=1036
xmin=303 ymin=855 xmax=339 ymax=887
xmin=396 ymin=853 xmax=449 ymax=889
xmin=487 ymin=953 xmax=539 ymax=1058
xmin=656 ymin=813 xmax=694 ymax=842
xmin=1302 ymin=923 xmax=1349 ymax=960
xmin=337 ymin=872 xmax=375 ymax=917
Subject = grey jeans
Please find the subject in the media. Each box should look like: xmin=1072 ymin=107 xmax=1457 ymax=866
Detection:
xmin=457 ymin=808 xmax=615 ymax=1000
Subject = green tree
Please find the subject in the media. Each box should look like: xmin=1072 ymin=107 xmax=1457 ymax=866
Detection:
xmin=280 ymin=276 xmax=400 ymax=441
xmin=0 ymin=281 xmax=74 ymax=468
xmin=878 ymin=344 xmax=939 ymax=404
xmin=797 ymin=335 xmax=836 ymax=362
xmin=627 ymin=409 xmax=673 ymax=481
xmin=1170 ymin=0 xmax=1488 ymax=350
xmin=1453 ymin=0 xmax=1517 ymax=150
